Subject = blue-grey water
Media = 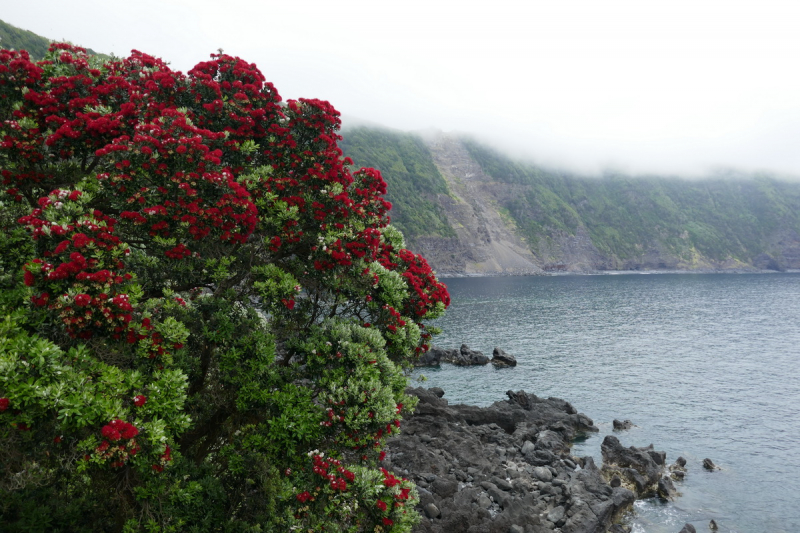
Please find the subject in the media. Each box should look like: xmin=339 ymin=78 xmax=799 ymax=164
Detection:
xmin=412 ymin=273 xmax=800 ymax=533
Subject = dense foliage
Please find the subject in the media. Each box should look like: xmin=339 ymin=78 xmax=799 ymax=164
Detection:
xmin=0 ymin=43 xmax=449 ymax=532
xmin=340 ymin=127 xmax=455 ymax=241
xmin=463 ymin=139 xmax=800 ymax=264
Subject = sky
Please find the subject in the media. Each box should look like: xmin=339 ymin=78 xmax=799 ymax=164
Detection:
xmin=3 ymin=0 xmax=800 ymax=177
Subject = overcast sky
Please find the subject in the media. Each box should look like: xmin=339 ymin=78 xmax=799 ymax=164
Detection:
xmin=4 ymin=0 xmax=800 ymax=176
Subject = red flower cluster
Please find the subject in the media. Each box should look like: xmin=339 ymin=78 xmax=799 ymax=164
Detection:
xmin=152 ymin=444 xmax=173 ymax=472
xmin=380 ymin=467 xmax=401 ymax=488
xmin=101 ymin=419 xmax=139 ymax=441
xmin=308 ymin=452 xmax=353 ymax=492
xmin=0 ymin=397 xmax=9 ymax=411
xmin=96 ymin=419 xmax=140 ymax=467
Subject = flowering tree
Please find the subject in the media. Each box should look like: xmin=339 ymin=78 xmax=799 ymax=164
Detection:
xmin=0 ymin=44 xmax=449 ymax=532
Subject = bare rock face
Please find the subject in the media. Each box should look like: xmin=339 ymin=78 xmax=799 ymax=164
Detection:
xmin=386 ymin=388 xmax=642 ymax=533
xmin=421 ymin=135 xmax=542 ymax=276
xmin=407 ymin=134 xmax=800 ymax=274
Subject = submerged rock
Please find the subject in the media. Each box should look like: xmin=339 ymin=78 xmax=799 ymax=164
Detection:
xmin=703 ymin=458 xmax=718 ymax=471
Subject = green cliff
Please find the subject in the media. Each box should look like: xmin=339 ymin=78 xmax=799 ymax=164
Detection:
xmin=341 ymin=129 xmax=800 ymax=273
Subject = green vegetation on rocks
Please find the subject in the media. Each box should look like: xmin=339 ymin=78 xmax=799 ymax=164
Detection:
xmin=340 ymin=127 xmax=455 ymax=241
xmin=462 ymin=138 xmax=800 ymax=266
xmin=0 ymin=19 xmax=107 ymax=60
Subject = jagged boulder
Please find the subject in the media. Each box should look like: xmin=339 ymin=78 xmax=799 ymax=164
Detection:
xmin=613 ymin=419 xmax=634 ymax=430
xmin=454 ymin=344 xmax=490 ymax=365
xmin=491 ymin=347 xmax=517 ymax=367
xmin=669 ymin=456 xmax=688 ymax=481
xmin=600 ymin=435 xmax=669 ymax=499
xmin=416 ymin=346 xmax=445 ymax=366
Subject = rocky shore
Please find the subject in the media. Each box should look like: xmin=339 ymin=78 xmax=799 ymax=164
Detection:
xmin=386 ymin=388 xmax=685 ymax=533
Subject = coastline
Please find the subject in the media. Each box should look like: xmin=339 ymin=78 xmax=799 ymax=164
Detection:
xmin=437 ymin=268 xmax=800 ymax=278
xmin=387 ymin=388 xmax=683 ymax=533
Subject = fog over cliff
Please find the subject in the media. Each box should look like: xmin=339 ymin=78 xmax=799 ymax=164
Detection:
xmin=5 ymin=0 xmax=800 ymax=178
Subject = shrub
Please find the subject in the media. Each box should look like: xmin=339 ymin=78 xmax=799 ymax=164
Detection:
xmin=0 ymin=43 xmax=448 ymax=532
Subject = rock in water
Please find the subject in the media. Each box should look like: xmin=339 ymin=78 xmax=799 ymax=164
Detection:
xmin=703 ymin=458 xmax=717 ymax=471
xmin=456 ymin=343 xmax=489 ymax=365
xmin=678 ymin=524 xmax=697 ymax=533
xmin=600 ymin=435 xmax=668 ymax=498
xmin=613 ymin=419 xmax=634 ymax=430
xmin=658 ymin=475 xmax=679 ymax=500
xmin=491 ymin=347 xmax=517 ymax=367
xmin=416 ymin=346 xmax=444 ymax=367
xmin=608 ymin=525 xmax=632 ymax=533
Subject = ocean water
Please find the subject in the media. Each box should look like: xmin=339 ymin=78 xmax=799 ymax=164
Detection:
xmin=412 ymin=273 xmax=800 ymax=533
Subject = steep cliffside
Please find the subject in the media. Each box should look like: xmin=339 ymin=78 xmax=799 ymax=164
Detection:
xmin=342 ymin=129 xmax=800 ymax=275
xmin=419 ymin=135 xmax=541 ymax=275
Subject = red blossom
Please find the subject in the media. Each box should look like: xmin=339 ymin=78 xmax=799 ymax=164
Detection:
xmin=0 ymin=397 xmax=8 ymax=411
xmin=133 ymin=395 xmax=147 ymax=407
xmin=101 ymin=419 xmax=138 ymax=441
xmin=376 ymin=500 xmax=387 ymax=512
xmin=71 ymin=233 xmax=91 ymax=248
xmin=74 ymin=293 xmax=91 ymax=306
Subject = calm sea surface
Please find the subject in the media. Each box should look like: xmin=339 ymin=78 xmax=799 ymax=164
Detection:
xmin=412 ymin=273 xmax=800 ymax=533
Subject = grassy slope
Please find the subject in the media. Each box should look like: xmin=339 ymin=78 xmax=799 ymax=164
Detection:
xmin=0 ymin=18 xmax=109 ymax=60
xmin=463 ymin=138 xmax=800 ymax=263
xmin=340 ymin=127 xmax=455 ymax=241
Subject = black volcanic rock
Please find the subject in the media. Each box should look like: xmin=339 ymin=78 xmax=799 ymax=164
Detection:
xmin=416 ymin=345 xmax=492 ymax=367
xmin=491 ymin=347 xmax=517 ymax=367
xmin=386 ymin=388 xmax=642 ymax=533
xmin=612 ymin=419 xmax=634 ymax=431
xmin=600 ymin=435 xmax=675 ymax=500
xmin=455 ymin=344 xmax=490 ymax=366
